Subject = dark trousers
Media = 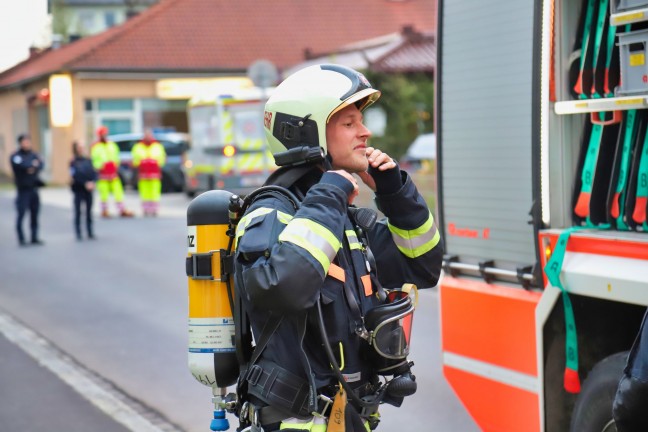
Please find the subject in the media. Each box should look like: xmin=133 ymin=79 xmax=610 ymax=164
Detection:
xmin=15 ymin=188 xmax=40 ymax=243
xmin=73 ymin=189 xmax=93 ymax=238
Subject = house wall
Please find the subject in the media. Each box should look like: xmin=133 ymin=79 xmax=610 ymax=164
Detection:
xmin=0 ymin=76 xmax=159 ymax=185
xmin=0 ymin=80 xmax=53 ymax=183
xmin=0 ymin=90 xmax=29 ymax=180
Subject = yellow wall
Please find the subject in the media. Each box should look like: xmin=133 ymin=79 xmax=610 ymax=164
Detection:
xmin=0 ymin=79 xmax=52 ymax=182
xmin=0 ymin=90 xmax=28 ymax=179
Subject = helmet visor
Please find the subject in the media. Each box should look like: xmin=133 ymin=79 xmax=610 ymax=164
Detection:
xmin=371 ymin=294 xmax=414 ymax=360
xmin=326 ymin=88 xmax=381 ymax=123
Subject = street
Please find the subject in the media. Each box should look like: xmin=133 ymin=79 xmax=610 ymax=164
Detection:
xmin=0 ymin=186 xmax=478 ymax=432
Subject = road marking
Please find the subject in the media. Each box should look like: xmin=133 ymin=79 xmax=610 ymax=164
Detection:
xmin=0 ymin=310 xmax=181 ymax=432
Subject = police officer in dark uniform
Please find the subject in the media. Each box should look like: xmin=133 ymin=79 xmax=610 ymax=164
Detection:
xmin=10 ymin=133 xmax=45 ymax=246
xmin=70 ymin=140 xmax=97 ymax=240
xmin=233 ymin=65 xmax=443 ymax=431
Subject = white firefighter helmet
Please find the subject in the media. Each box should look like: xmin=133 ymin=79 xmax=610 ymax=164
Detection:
xmin=264 ymin=64 xmax=381 ymax=166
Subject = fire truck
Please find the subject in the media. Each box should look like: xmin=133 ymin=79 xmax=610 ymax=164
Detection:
xmin=437 ymin=0 xmax=648 ymax=430
xmin=184 ymin=86 xmax=276 ymax=197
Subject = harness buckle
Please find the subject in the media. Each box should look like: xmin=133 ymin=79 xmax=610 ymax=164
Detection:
xmin=312 ymin=394 xmax=333 ymax=419
xmin=186 ymin=249 xmax=233 ymax=281
xmin=247 ymin=364 xmax=263 ymax=386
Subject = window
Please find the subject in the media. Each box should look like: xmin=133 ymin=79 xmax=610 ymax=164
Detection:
xmin=98 ymin=99 xmax=133 ymax=111
xmin=103 ymin=119 xmax=132 ymax=135
xmin=78 ymin=11 xmax=95 ymax=33
xmin=104 ymin=11 xmax=116 ymax=28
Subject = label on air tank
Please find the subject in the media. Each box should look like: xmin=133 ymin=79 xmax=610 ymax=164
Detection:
xmin=188 ymin=317 xmax=235 ymax=353
xmin=187 ymin=226 xmax=197 ymax=253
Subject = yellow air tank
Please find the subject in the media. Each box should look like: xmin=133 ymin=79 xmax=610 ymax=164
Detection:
xmin=186 ymin=190 xmax=238 ymax=430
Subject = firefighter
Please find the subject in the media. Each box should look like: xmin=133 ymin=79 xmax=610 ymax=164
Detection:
xmin=233 ymin=64 xmax=443 ymax=431
xmin=91 ymin=126 xmax=134 ymax=218
xmin=613 ymin=309 xmax=648 ymax=431
xmin=131 ymin=129 xmax=166 ymax=216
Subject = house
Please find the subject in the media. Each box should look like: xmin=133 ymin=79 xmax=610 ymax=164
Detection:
xmin=0 ymin=0 xmax=436 ymax=184
xmin=286 ymin=25 xmax=435 ymax=77
xmin=50 ymin=0 xmax=159 ymax=43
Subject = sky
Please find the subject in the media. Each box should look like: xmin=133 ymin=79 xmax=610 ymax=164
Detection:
xmin=0 ymin=0 xmax=50 ymax=73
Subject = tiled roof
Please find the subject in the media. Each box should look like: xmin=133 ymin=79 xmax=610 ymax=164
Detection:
xmin=371 ymin=31 xmax=435 ymax=73
xmin=0 ymin=0 xmax=436 ymax=89
xmin=285 ymin=27 xmax=435 ymax=76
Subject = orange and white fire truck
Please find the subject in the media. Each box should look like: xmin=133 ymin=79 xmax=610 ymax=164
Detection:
xmin=437 ymin=0 xmax=648 ymax=430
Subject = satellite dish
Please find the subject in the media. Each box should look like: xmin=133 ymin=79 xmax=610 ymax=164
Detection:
xmin=247 ymin=60 xmax=279 ymax=89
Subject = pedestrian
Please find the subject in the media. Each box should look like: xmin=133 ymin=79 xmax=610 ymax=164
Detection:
xmin=613 ymin=309 xmax=648 ymax=431
xmin=233 ymin=64 xmax=444 ymax=431
xmin=90 ymin=125 xmax=134 ymax=218
xmin=9 ymin=133 xmax=45 ymax=246
xmin=131 ymin=129 xmax=166 ymax=216
xmin=70 ymin=140 xmax=97 ymax=240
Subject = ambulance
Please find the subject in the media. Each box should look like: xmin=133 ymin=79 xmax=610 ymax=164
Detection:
xmin=184 ymin=86 xmax=276 ymax=197
xmin=437 ymin=0 xmax=648 ymax=430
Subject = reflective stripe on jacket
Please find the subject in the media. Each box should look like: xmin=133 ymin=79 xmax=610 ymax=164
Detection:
xmin=132 ymin=141 xmax=166 ymax=179
xmin=91 ymin=141 xmax=120 ymax=180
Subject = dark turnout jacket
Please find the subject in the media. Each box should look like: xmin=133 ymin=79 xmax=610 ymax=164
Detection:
xmin=234 ymin=163 xmax=443 ymax=411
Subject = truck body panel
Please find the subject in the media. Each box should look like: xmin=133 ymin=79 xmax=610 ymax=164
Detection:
xmin=438 ymin=0 xmax=648 ymax=430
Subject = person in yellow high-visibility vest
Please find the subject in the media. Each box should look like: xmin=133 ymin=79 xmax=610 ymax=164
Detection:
xmin=91 ymin=126 xmax=134 ymax=218
xmin=131 ymin=129 xmax=166 ymax=216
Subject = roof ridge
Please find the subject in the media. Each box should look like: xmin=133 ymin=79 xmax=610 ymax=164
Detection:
xmin=370 ymin=26 xmax=434 ymax=68
xmin=67 ymin=0 xmax=179 ymax=68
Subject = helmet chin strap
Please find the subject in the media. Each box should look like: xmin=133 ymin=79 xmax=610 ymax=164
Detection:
xmin=324 ymin=153 xmax=334 ymax=170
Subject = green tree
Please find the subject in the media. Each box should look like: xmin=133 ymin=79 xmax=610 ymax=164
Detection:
xmin=363 ymin=71 xmax=434 ymax=160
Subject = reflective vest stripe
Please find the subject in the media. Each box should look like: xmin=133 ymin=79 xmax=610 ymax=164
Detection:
xmin=235 ymin=208 xmax=292 ymax=246
xmin=388 ymin=212 xmax=440 ymax=258
xmin=280 ymin=417 xmax=327 ymax=431
xmin=279 ymin=218 xmax=341 ymax=273
xmin=345 ymin=230 xmax=362 ymax=250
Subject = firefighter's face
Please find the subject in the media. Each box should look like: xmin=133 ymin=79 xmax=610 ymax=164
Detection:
xmin=326 ymin=104 xmax=372 ymax=173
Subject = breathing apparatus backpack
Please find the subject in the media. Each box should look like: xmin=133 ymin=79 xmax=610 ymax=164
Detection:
xmin=186 ymin=172 xmax=420 ymax=431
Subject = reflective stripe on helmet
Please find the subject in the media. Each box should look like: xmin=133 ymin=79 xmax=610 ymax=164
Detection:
xmin=388 ymin=212 xmax=440 ymax=258
xmin=279 ymin=218 xmax=341 ymax=273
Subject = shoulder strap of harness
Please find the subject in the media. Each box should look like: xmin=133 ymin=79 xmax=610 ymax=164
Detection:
xmin=233 ymin=169 xmax=325 ymax=423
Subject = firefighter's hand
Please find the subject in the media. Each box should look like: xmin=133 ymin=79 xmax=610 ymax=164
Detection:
xmin=357 ymin=147 xmax=397 ymax=192
xmin=329 ymin=169 xmax=359 ymax=204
